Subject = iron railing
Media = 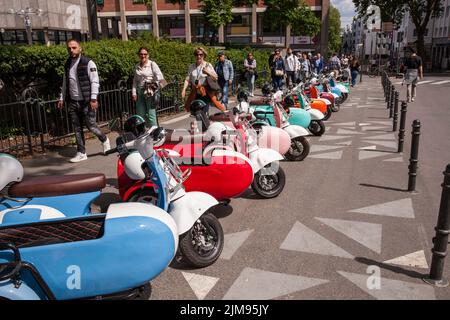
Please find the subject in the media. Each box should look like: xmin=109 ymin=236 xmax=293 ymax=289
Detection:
xmin=0 ymin=79 xmax=184 ymax=157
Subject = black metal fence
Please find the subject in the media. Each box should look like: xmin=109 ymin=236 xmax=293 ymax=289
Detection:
xmin=0 ymin=70 xmax=269 ymax=157
xmin=0 ymin=79 xmax=184 ymax=157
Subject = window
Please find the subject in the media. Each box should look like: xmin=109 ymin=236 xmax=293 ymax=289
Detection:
xmin=446 ymin=5 xmax=450 ymax=17
xmin=413 ymin=29 xmax=417 ymax=37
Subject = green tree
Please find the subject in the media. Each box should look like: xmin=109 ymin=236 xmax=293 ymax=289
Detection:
xmin=353 ymin=0 xmax=443 ymax=60
xmin=263 ymin=0 xmax=321 ymax=48
xmin=329 ymin=6 xmax=342 ymax=55
xmin=200 ymin=0 xmax=234 ymax=44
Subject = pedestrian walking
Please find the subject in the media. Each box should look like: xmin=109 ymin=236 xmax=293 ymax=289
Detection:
xmin=215 ymin=51 xmax=234 ymax=108
xmin=132 ymin=47 xmax=167 ymax=128
xmin=284 ymin=47 xmax=298 ymax=88
xmin=270 ymin=48 xmax=285 ymax=91
xmin=404 ymin=47 xmax=423 ymax=103
xmin=315 ymin=53 xmax=324 ymax=74
xmin=349 ymin=57 xmax=360 ymax=87
xmin=57 ymin=39 xmax=110 ymax=163
xmin=300 ymin=53 xmax=311 ymax=82
xmin=181 ymin=47 xmax=225 ymax=129
xmin=244 ymin=52 xmax=257 ymax=97
xmin=328 ymin=52 xmax=341 ymax=77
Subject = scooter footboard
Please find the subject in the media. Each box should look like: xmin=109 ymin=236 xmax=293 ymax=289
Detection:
xmin=0 ymin=203 xmax=178 ymax=300
xmin=169 ymin=192 xmax=218 ymax=235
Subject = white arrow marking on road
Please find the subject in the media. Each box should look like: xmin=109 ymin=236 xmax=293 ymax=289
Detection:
xmin=330 ymin=121 xmax=356 ymax=126
xmin=310 ymin=145 xmax=346 ymax=153
xmin=223 ymin=267 xmax=329 ymax=300
xmin=316 ymin=218 xmax=383 ymax=253
xmin=336 ymin=141 xmax=353 ymax=146
xmin=309 ymin=150 xmax=344 ymax=160
xmin=337 ymin=271 xmax=436 ymax=300
xmin=359 ymin=146 xmax=377 ymax=150
xmin=358 ymin=150 xmax=390 ymax=160
xmin=336 ymin=129 xmax=365 ymax=135
xmin=430 ymin=80 xmax=450 ymax=85
xmin=182 ymin=272 xmax=220 ymax=300
xmin=384 ymin=250 xmax=429 ymax=269
xmin=280 ymin=221 xmax=354 ymax=259
xmin=349 ymin=198 xmax=415 ymax=219
xmin=416 ymin=80 xmax=434 ymax=85
xmin=220 ymin=229 xmax=254 ymax=260
xmin=361 ymin=126 xmax=389 ymax=131
xmin=384 ymin=156 xmax=404 ymax=162
xmin=364 ymin=133 xmax=397 ymax=140
xmin=362 ymin=140 xmax=397 ymax=149
xmin=319 ymin=135 xmax=353 ymax=142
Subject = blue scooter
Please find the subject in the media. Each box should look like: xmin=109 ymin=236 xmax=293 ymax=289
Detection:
xmin=0 ymin=152 xmax=178 ymax=300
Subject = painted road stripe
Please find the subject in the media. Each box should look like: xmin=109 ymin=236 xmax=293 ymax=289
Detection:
xmin=431 ymin=80 xmax=450 ymax=85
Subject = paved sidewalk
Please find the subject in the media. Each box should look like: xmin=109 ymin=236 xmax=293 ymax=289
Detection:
xmin=20 ymin=77 xmax=450 ymax=300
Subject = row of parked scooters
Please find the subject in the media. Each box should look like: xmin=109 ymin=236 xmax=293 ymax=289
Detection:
xmin=0 ymin=71 xmax=351 ymax=300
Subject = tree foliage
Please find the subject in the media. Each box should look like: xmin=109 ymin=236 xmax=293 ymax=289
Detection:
xmin=353 ymin=0 xmax=444 ymax=59
xmin=328 ymin=6 xmax=342 ymax=55
xmin=263 ymin=0 xmax=321 ymax=36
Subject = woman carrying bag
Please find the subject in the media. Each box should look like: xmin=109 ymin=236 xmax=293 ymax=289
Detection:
xmin=132 ymin=47 xmax=166 ymax=128
xmin=182 ymin=47 xmax=225 ymax=113
xmin=244 ymin=52 xmax=257 ymax=97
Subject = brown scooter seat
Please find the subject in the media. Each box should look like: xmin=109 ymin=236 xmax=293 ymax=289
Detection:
xmin=249 ymin=98 xmax=269 ymax=106
xmin=8 ymin=174 xmax=106 ymax=198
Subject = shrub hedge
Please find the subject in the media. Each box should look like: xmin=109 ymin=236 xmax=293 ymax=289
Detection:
xmin=0 ymin=34 xmax=272 ymax=96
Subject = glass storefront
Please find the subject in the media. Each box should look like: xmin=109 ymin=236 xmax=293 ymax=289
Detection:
xmin=225 ymin=14 xmax=251 ymax=44
xmin=0 ymin=29 xmax=83 ymax=45
xmin=159 ymin=16 xmax=185 ymax=40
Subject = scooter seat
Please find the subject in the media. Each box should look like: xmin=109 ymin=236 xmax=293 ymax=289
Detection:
xmin=8 ymin=174 xmax=106 ymax=198
xmin=249 ymin=98 xmax=269 ymax=106
xmin=163 ymin=129 xmax=208 ymax=144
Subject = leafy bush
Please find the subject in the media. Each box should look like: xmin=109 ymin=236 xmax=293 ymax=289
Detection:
xmin=0 ymin=36 xmax=271 ymax=96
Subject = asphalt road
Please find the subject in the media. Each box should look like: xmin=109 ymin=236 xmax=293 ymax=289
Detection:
xmin=21 ymin=74 xmax=450 ymax=300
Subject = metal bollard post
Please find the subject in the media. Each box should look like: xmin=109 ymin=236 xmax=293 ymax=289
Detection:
xmin=423 ymin=164 xmax=450 ymax=287
xmin=398 ymin=101 xmax=407 ymax=153
xmin=389 ymin=85 xmax=395 ymax=116
xmin=393 ymin=91 xmax=399 ymax=131
xmin=388 ymin=84 xmax=394 ymax=113
xmin=408 ymin=120 xmax=421 ymax=192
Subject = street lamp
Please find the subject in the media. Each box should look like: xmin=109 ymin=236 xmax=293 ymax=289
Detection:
xmin=7 ymin=7 xmax=45 ymax=45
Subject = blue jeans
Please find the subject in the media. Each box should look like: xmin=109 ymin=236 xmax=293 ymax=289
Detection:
xmin=272 ymin=77 xmax=283 ymax=91
xmin=246 ymin=74 xmax=255 ymax=94
xmin=351 ymin=70 xmax=359 ymax=86
xmin=219 ymin=80 xmax=229 ymax=108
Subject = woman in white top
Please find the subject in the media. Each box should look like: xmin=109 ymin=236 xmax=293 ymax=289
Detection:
xmin=181 ymin=47 xmax=225 ymax=114
xmin=132 ymin=47 xmax=166 ymax=128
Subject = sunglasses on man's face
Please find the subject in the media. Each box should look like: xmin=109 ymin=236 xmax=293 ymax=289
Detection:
xmin=195 ymin=53 xmax=204 ymax=57
xmin=139 ymin=53 xmax=148 ymax=56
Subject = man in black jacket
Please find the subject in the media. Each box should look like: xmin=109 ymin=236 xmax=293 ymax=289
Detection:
xmin=57 ymin=39 xmax=110 ymax=163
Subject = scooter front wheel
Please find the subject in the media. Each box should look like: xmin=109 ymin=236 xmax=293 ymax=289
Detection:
xmin=285 ymin=136 xmax=310 ymax=161
xmin=309 ymin=120 xmax=326 ymax=136
xmin=180 ymin=212 xmax=224 ymax=268
xmin=323 ymin=106 xmax=332 ymax=121
xmin=251 ymin=164 xmax=286 ymax=198
xmin=331 ymin=102 xmax=340 ymax=112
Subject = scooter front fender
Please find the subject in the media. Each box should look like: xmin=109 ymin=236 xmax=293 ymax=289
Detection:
xmin=284 ymin=125 xmax=310 ymax=139
xmin=168 ymin=192 xmax=219 ymax=235
xmin=336 ymin=84 xmax=349 ymax=93
xmin=308 ymin=108 xmax=325 ymax=120
xmin=317 ymin=98 xmax=331 ymax=106
xmin=248 ymin=148 xmax=284 ymax=173
xmin=0 ymin=280 xmax=41 ymax=300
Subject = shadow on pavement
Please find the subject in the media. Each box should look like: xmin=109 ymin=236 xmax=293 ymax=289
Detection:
xmin=360 ymin=183 xmax=407 ymax=193
xmin=355 ymin=257 xmax=427 ymax=280
xmin=360 ymin=149 xmax=397 ymax=154
xmin=212 ymin=203 xmax=234 ymax=219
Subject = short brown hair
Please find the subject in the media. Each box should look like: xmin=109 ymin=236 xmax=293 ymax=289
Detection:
xmin=66 ymin=38 xmax=81 ymax=46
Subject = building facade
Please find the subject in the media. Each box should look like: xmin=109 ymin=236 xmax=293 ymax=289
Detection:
xmin=96 ymin=0 xmax=330 ymax=54
xmin=0 ymin=0 xmax=91 ymax=45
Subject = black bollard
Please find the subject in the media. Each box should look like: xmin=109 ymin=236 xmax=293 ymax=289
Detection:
xmin=389 ymin=85 xmax=395 ymax=115
xmin=408 ymin=120 xmax=421 ymax=192
xmin=386 ymin=80 xmax=391 ymax=102
xmin=423 ymin=164 xmax=450 ymax=287
xmin=393 ymin=91 xmax=399 ymax=131
xmin=398 ymin=101 xmax=407 ymax=153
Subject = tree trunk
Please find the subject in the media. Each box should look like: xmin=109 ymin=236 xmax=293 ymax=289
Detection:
xmin=416 ymin=28 xmax=426 ymax=61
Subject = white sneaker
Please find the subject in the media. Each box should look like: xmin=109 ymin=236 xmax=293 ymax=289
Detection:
xmin=411 ymin=97 xmax=415 ymax=102
xmin=70 ymin=152 xmax=87 ymax=163
xmin=102 ymin=137 xmax=111 ymax=154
